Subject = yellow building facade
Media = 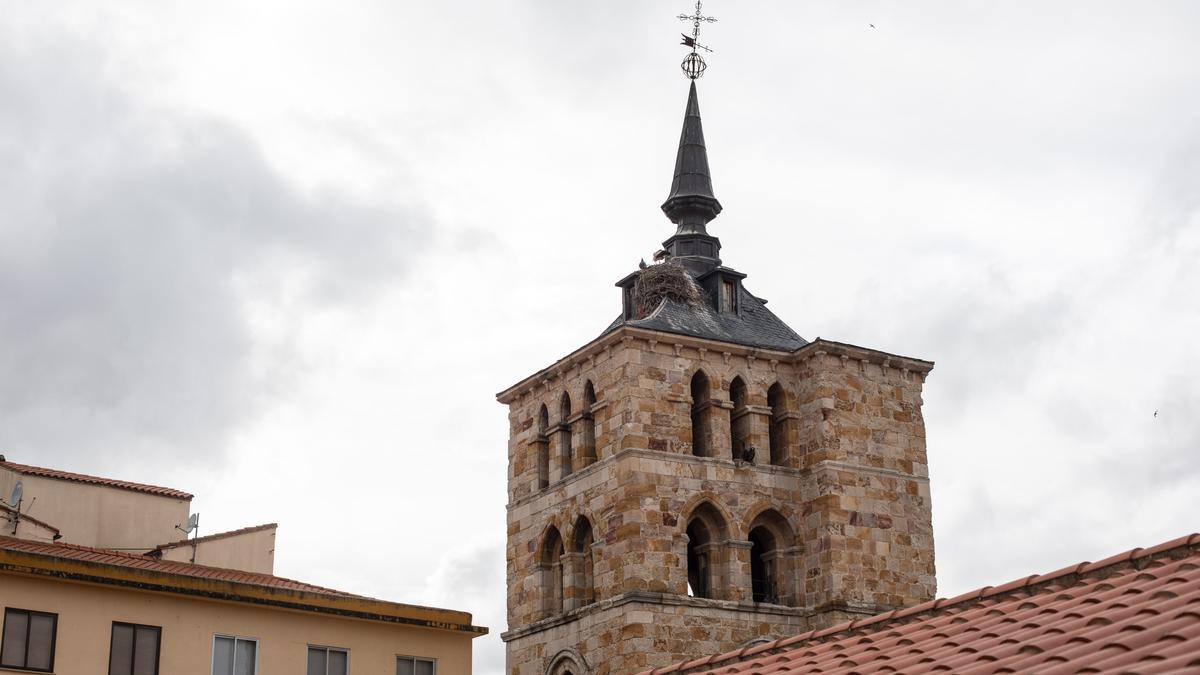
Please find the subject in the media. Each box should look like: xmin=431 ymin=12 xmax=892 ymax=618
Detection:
xmin=0 ymin=460 xmax=486 ymax=674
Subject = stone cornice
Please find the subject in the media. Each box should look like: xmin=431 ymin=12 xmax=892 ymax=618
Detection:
xmin=496 ymin=327 xmax=934 ymax=405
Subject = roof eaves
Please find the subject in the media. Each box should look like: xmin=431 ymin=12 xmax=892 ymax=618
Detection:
xmin=0 ymin=537 xmax=487 ymax=636
xmin=645 ymin=532 xmax=1200 ymax=675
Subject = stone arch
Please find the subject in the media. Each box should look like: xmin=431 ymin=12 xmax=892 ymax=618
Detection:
xmin=689 ymin=369 xmax=714 ymax=457
xmin=728 ymin=375 xmax=750 ymax=460
xmin=571 ymin=515 xmax=596 ymax=607
xmin=559 ymin=392 xmax=573 ymax=479
xmin=580 ymin=380 xmax=598 ymax=465
xmin=683 ymin=500 xmax=730 ymax=599
xmin=535 ymin=404 xmax=550 ymax=489
xmin=546 ymin=647 xmax=591 ymax=675
xmin=767 ymin=382 xmax=787 ymax=466
xmin=746 ymin=508 xmax=797 ymax=606
xmin=538 ymin=525 xmax=566 ymax=617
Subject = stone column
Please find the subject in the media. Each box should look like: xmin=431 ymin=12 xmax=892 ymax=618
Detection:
xmin=569 ymin=412 xmax=596 ymax=468
xmin=561 ymin=551 xmax=585 ymax=611
xmin=725 ymin=539 xmax=754 ymax=602
xmin=531 ymin=437 xmax=549 ymax=491
xmin=777 ymin=545 xmax=803 ymax=606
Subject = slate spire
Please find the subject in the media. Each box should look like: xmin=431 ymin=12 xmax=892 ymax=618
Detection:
xmin=661 ymin=81 xmax=723 ymax=268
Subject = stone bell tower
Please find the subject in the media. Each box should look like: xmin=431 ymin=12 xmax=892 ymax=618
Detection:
xmin=497 ymin=58 xmax=936 ymax=675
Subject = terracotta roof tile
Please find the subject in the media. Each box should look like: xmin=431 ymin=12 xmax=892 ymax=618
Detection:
xmin=0 ymin=536 xmax=354 ymax=597
xmin=0 ymin=460 xmax=193 ymax=500
xmin=643 ymin=533 xmax=1200 ymax=675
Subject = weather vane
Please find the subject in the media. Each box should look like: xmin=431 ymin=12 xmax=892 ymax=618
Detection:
xmin=677 ymin=0 xmax=717 ymax=80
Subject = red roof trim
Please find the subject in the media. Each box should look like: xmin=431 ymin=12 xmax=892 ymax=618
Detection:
xmin=153 ymin=523 xmax=277 ymax=551
xmin=0 ymin=461 xmax=193 ymax=500
xmin=0 ymin=536 xmax=352 ymax=597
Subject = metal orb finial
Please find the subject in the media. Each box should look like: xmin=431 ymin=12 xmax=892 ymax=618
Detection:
xmin=677 ymin=1 xmax=716 ymax=80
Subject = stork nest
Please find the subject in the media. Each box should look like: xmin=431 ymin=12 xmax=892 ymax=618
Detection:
xmin=632 ymin=261 xmax=703 ymax=318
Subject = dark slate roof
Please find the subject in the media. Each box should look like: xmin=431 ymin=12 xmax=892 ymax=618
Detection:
xmin=602 ymin=283 xmax=807 ymax=352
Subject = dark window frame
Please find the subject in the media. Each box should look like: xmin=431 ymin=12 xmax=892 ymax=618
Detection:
xmin=108 ymin=621 xmax=162 ymax=675
xmin=1 ymin=607 xmax=58 ymax=672
xmin=396 ymin=654 xmax=437 ymax=675
xmin=307 ymin=644 xmax=350 ymax=675
xmin=211 ymin=634 xmax=258 ymax=675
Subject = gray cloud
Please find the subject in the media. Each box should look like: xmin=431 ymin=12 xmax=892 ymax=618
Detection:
xmin=0 ymin=36 xmax=429 ymax=470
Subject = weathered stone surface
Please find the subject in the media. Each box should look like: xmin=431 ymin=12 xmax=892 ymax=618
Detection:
xmin=500 ymin=333 xmax=935 ymax=674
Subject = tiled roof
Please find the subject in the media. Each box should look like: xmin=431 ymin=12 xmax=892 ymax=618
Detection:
xmin=646 ymin=533 xmax=1200 ymax=675
xmin=0 ymin=536 xmax=354 ymax=597
xmin=0 ymin=460 xmax=193 ymax=500
xmin=153 ymin=522 xmax=277 ymax=551
xmin=602 ymin=283 xmax=808 ymax=352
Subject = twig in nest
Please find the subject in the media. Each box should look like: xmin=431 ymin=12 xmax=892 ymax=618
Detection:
xmin=632 ymin=262 xmax=703 ymax=318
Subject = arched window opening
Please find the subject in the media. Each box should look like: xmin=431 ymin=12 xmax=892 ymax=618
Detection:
xmin=540 ymin=527 xmax=565 ymax=616
xmin=686 ymin=520 xmax=711 ymax=598
xmin=684 ymin=502 xmax=727 ymax=599
xmin=749 ymin=527 xmax=777 ymax=603
xmin=559 ymin=393 xmax=573 ymax=479
xmin=747 ymin=509 xmax=794 ymax=606
xmin=729 ymin=376 xmax=749 ymax=460
xmin=581 ymin=381 xmax=598 ymax=465
xmin=767 ymin=383 xmax=786 ymax=466
xmin=573 ymin=517 xmax=595 ymax=606
xmin=536 ymin=405 xmax=550 ymax=489
xmin=690 ymin=371 xmax=711 ymax=457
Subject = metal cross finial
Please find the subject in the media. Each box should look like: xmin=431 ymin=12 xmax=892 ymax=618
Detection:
xmin=678 ymin=0 xmax=717 ymax=53
xmin=677 ymin=1 xmax=716 ymax=79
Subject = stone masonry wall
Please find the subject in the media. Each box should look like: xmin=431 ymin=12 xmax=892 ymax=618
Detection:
xmin=501 ymin=331 xmax=935 ymax=674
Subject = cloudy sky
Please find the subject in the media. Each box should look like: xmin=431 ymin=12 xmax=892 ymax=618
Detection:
xmin=2 ymin=1 xmax=1199 ymax=672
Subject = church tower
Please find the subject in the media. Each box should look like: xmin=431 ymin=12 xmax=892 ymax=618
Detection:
xmin=498 ymin=20 xmax=936 ymax=675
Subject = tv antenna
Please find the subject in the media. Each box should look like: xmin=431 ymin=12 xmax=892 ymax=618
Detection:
xmin=176 ymin=513 xmax=200 ymax=563
xmin=1 ymin=481 xmax=24 ymax=535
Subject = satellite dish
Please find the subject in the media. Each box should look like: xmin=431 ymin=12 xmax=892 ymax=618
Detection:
xmin=6 ymin=481 xmax=20 ymax=507
xmin=180 ymin=512 xmax=199 ymax=534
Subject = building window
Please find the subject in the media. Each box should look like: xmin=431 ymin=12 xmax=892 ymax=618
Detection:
xmin=536 ymin=404 xmax=550 ymax=489
xmin=767 ymin=383 xmax=786 ymax=466
xmin=684 ymin=502 xmax=728 ymax=600
xmin=729 ymin=376 xmax=748 ymax=460
xmin=109 ymin=622 xmax=160 ymax=675
xmin=396 ymin=655 xmax=435 ymax=675
xmin=580 ymin=381 xmax=598 ymax=464
xmin=721 ymin=280 xmax=736 ymax=313
xmin=559 ymin=392 xmax=574 ymax=479
xmin=690 ymin=371 xmax=711 ymax=457
xmin=540 ymin=526 xmax=565 ymax=616
xmin=573 ymin=516 xmax=595 ymax=606
xmin=1 ymin=607 xmax=57 ymax=672
xmin=307 ymin=646 xmax=348 ymax=675
xmin=212 ymin=635 xmax=257 ymax=675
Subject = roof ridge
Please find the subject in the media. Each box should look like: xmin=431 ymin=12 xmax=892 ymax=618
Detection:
xmin=154 ymin=522 xmax=277 ymax=551
xmin=645 ymin=531 xmax=1200 ymax=675
xmin=0 ymin=503 xmax=60 ymax=534
xmin=0 ymin=535 xmax=359 ymax=597
xmin=0 ymin=460 xmax=193 ymax=500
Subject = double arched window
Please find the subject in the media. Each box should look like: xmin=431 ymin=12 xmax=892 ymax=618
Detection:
xmin=539 ymin=517 xmax=598 ymax=618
